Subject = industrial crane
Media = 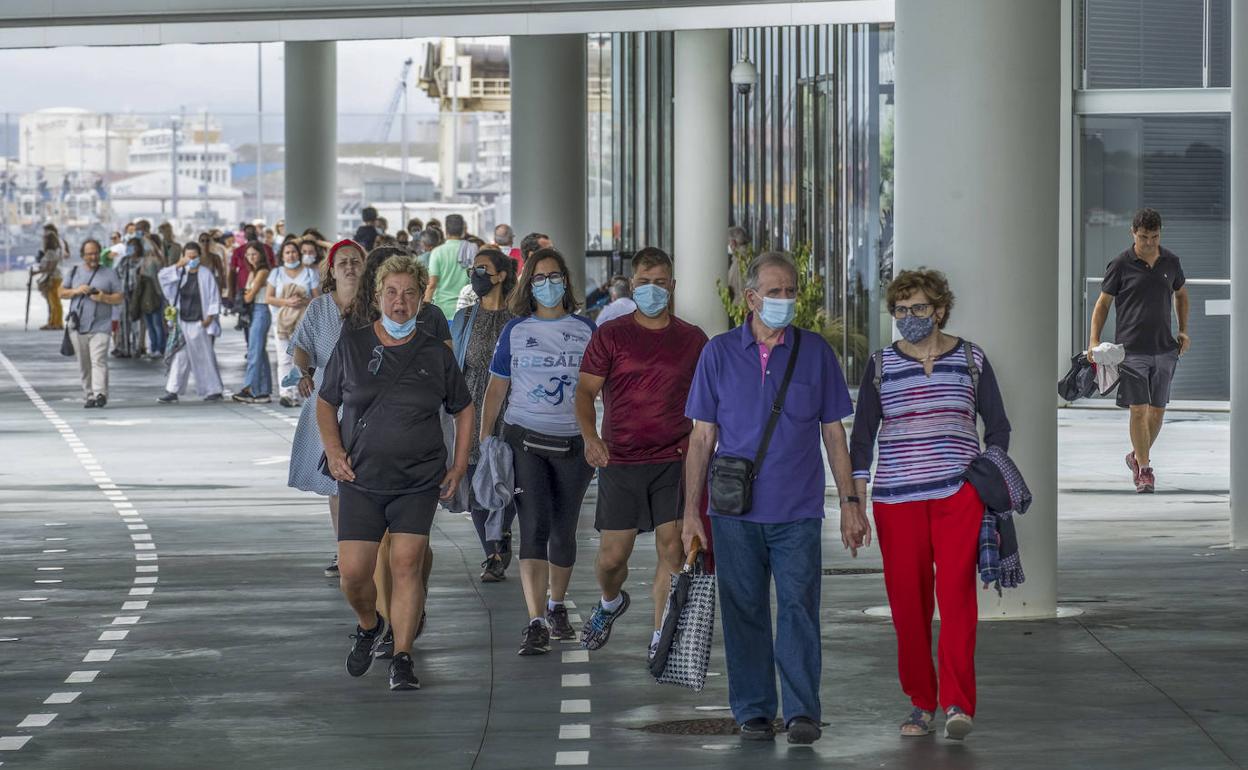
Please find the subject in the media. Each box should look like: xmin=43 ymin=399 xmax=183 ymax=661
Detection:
xmin=375 ymin=57 xmax=413 ymax=144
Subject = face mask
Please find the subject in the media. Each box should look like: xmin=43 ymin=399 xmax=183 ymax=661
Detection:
xmin=897 ymin=315 xmax=936 ymax=344
xmin=533 ymin=280 xmax=566 ymax=309
xmin=758 ymin=297 xmax=796 ymax=330
xmin=471 ymin=272 xmax=495 ymax=298
xmin=284 ymin=258 xmax=300 ymax=269
xmin=186 ymin=258 xmax=200 ymax=270
xmin=301 ymin=254 xmax=317 ymax=266
xmin=381 ymin=311 xmax=418 ymax=338
xmin=632 ymin=284 xmax=670 ymax=317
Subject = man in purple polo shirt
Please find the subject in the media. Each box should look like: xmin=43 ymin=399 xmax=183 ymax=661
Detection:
xmin=683 ymin=251 xmax=870 ymax=746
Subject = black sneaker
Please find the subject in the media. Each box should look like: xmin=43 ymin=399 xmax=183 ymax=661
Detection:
xmin=480 ymin=556 xmax=506 ymax=583
xmin=157 ymin=392 xmax=179 ymax=404
xmin=388 ymin=652 xmax=420 ymax=691
xmin=518 ymin=620 xmax=551 ymax=656
xmin=203 ymin=393 xmax=224 ymax=402
xmin=787 ymin=716 xmax=822 ymax=745
xmin=251 ymin=393 xmax=272 ymax=404
xmin=740 ymin=717 xmax=776 ymax=742
xmin=231 ymin=388 xmax=254 ymax=403
xmin=280 ymin=396 xmax=297 ymax=408
xmin=324 ymin=555 xmax=339 ymax=577
xmin=95 ymin=394 xmax=107 ymax=408
xmin=500 ymin=530 xmax=513 ymax=570
xmin=546 ymin=604 xmax=576 ymax=640
xmin=375 ymin=627 xmax=395 ymax=660
xmin=84 ymin=396 xmax=99 ymax=409
xmin=580 ymin=591 xmax=630 ymax=651
xmin=346 ymin=614 xmax=388 ymax=677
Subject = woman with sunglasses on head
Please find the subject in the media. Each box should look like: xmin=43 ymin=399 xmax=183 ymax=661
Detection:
xmin=849 ymin=268 xmax=1011 ymax=741
xmin=478 ymin=248 xmax=597 ymax=656
xmin=317 ymin=254 xmax=474 ymax=692
xmin=450 ymin=248 xmax=518 ymax=583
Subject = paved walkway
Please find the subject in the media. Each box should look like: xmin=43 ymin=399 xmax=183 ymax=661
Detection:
xmin=0 ymin=289 xmax=1244 ymax=769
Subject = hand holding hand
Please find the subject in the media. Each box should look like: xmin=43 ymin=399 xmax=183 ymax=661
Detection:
xmin=839 ymin=501 xmax=872 ymax=557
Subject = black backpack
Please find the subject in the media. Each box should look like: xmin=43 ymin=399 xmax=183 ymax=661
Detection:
xmin=1057 ymin=353 xmax=1097 ymax=402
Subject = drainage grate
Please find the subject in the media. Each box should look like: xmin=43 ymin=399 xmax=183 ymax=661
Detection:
xmin=635 ymin=718 xmax=758 ymax=736
xmin=822 ymin=567 xmax=884 ymax=576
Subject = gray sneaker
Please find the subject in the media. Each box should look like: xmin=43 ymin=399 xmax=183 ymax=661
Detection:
xmin=580 ymin=591 xmax=630 ymax=651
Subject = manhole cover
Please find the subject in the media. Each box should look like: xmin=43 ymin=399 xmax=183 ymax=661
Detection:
xmin=636 ymin=718 xmax=783 ymax=736
xmin=822 ymin=568 xmax=884 ymax=576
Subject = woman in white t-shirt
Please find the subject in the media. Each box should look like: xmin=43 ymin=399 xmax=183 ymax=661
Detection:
xmin=266 ymin=239 xmax=320 ymax=407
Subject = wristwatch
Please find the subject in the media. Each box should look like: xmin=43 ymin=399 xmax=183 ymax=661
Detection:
xmin=841 ymin=495 xmax=861 ymax=504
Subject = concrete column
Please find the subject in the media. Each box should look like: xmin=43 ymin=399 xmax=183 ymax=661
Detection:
xmin=511 ymin=35 xmax=587 ymax=292
xmin=894 ymin=0 xmax=1061 ymax=618
xmin=1231 ymin=1 xmax=1248 ymax=547
xmin=284 ymin=41 xmax=337 ymax=237
xmin=673 ymin=29 xmax=731 ymax=336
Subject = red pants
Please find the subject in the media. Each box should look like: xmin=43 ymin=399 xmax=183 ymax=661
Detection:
xmin=874 ymin=482 xmax=983 ymax=716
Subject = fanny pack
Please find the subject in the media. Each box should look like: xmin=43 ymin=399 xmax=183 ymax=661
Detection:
xmin=708 ymin=330 xmax=801 ymax=516
xmin=520 ymin=429 xmax=575 ymax=459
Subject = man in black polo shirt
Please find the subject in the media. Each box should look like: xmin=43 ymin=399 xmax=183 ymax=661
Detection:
xmin=1088 ymin=208 xmax=1191 ymax=493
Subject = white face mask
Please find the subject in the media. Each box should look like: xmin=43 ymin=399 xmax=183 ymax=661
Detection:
xmin=301 ymin=254 xmax=317 ymax=266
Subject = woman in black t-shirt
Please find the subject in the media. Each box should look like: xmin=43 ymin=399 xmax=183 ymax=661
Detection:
xmin=317 ymin=254 xmax=474 ymax=691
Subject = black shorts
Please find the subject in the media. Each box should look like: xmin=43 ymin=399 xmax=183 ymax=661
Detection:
xmin=1117 ymin=349 xmax=1180 ymax=408
xmin=595 ymin=461 xmax=683 ymax=533
xmin=337 ymin=484 xmax=439 ymax=542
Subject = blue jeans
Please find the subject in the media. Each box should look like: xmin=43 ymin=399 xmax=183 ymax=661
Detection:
xmin=144 ymin=309 xmax=167 ymax=355
xmin=243 ymin=303 xmax=272 ymax=396
xmin=710 ymin=515 xmax=823 ymax=725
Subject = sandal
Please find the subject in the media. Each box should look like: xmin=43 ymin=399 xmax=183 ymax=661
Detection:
xmin=900 ymin=707 xmax=935 ymax=737
xmin=944 ymin=706 xmax=974 ymax=741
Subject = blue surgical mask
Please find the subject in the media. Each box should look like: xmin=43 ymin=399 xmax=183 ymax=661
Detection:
xmin=533 ymin=280 xmax=566 ymax=309
xmin=186 ymin=258 xmax=200 ymax=270
xmin=284 ymin=259 xmax=300 ymax=269
xmin=897 ymin=315 xmax=936 ymax=344
xmin=632 ymin=284 xmax=670 ymax=317
xmin=381 ymin=311 xmax=418 ymax=338
xmin=758 ymin=297 xmax=796 ymax=330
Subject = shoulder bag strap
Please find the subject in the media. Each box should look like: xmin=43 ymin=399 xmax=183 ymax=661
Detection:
xmin=963 ymin=341 xmax=980 ymax=401
xmin=750 ymin=329 xmax=802 ymax=480
xmin=342 ymin=339 xmax=424 ymax=455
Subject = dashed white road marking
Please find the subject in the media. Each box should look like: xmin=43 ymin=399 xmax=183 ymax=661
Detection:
xmin=560 ymin=700 xmax=591 ymax=714
xmin=554 ymin=751 xmax=589 ymax=766
xmin=0 ymin=737 xmax=32 ymax=750
xmin=561 ymin=674 xmax=591 ymax=688
xmin=129 ymin=588 xmax=155 ymax=596
xmin=16 ymin=714 xmax=56 ymax=728
xmin=559 ymin=724 xmax=591 ymax=740
xmin=98 ymin=631 xmax=129 ymax=642
xmin=121 ymin=601 xmax=149 ymax=611
xmin=82 ymin=650 xmax=116 ymax=663
xmin=64 ymin=672 xmax=99 ymax=684
xmin=135 ymin=566 xmax=159 ymax=573
xmin=112 ymin=616 xmax=140 ymax=625
xmin=43 ymin=693 xmax=80 ymax=705
xmin=36 ymin=568 xmax=63 ymax=572
xmin=562 ymin=650 xmax=590 ymax=664
xmin=18 ymin=598 xmax=48 ymax=603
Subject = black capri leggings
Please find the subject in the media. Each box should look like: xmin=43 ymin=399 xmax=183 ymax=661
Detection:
xmin=504 ymin=423 xmax=595 ymax=568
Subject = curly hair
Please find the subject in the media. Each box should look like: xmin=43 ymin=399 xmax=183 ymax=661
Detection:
xmin=886 ymin=268 xmax=956 ymax=329
xmin=346 ymin=247 xmax=426 ymax=328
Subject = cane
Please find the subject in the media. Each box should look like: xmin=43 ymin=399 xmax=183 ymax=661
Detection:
xmin=24 ymin=268 xmax=33 ymax=331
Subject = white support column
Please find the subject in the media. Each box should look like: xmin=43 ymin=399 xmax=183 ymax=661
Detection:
xmin=1231 ymin=0 xmax=1248 ymax=548
xmin=894 ymin=0 xmax=1061 ymax=618
xmin=673 ymin=29 xmax=731 ymax=336
xmin=511 ymin=35 xmax=587 ymax=292
xmin=284 ymin=41 xmax=337 ymax=236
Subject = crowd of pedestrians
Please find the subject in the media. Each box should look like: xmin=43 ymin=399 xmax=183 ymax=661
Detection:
xmin=25 ymin=205 xmax=1191 ymax=745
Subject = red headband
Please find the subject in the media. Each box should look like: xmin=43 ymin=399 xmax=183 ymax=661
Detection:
xmin=326 ymin=239 xmax=364 ymax=271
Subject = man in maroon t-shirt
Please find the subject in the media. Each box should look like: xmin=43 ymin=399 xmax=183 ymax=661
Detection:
xmin=575 ymin=246 xmax=708 ymax=656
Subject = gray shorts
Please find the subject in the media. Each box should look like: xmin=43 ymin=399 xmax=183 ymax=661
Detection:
xmin=1117 ymin=350 xmax=1180 ymax=408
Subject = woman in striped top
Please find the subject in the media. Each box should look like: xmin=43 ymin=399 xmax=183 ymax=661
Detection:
xmin=849 ymin=269 xmax=1010 ymax=741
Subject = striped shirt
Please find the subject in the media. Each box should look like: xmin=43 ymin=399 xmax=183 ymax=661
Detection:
xmin=849 ymin=341 xmax=1010 ymax=504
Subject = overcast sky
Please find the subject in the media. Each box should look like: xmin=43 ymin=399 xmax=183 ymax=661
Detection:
xmin=0 ymin=38 xmax=443 ymax=117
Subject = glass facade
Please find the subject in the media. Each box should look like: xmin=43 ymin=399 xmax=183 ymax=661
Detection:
xmin=1075 ymin=2 xmax=1231 ymax=401
xmin=730 ymin=24 xmax=894 ymax=380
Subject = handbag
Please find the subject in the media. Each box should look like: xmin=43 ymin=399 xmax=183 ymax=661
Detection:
xmin=1057 ymin=352 xmax=1097 ymax=402
xmin=650 ymin=536 xmax=716 ymax=691
xmin=318 ymin=345 xmax=421 ymax=480
xmin=708 ymin=330 xmax=802 ymax=516
xmin=60 ymin=266 xmax=90 ymax=357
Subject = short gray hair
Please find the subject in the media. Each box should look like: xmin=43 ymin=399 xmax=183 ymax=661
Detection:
xmin=494 ymin=223 xmax=515 ymax=246
xmin=744 ymin=251 xmax=798 ymax=291
xmin=728 ymin=226 xmax=749 ymax=249
xmin=608 ymin=275 xmax=631 ymax=299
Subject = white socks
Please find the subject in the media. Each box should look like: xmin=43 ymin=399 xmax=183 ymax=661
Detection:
xmin=547 ymin=599 xmax=564 ymax=612
xmin=601 ymin=594 xmax=624 ymax=613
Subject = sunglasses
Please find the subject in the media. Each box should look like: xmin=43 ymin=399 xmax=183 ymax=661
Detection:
xmin=368 ymin=345 xmax=384 ymax=376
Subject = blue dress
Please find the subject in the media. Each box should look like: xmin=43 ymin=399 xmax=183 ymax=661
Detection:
xmin=286 ymin=294 xmax=343 ymax=496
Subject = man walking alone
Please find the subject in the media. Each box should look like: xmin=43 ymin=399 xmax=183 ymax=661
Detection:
xmin=1088 ymin=208 xmax=1190 ymax=493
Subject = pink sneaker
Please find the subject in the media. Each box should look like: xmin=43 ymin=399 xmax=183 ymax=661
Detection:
xmin=1125 ymin=452 xmax=1141 ymax=485
xmin=1136 ymin=466 xmax=1155 ymax=494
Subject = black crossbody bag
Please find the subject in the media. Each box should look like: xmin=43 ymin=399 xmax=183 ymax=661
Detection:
xmin=318 ymin=345 xmax=420 ymax=480
xmin=708 ymin=330 xmax=802 ymax=516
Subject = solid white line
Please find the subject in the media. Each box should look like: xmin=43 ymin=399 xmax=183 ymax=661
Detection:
xmin=554 ymin=751 xmax=589 ymax=766
xmin=561 ymin=674 xmax=591 ymax=688
xmin=559 ymin=724 xmax=591 ymax=740
xmin=121 ymin=601 xmax=149 ymax=611
xmin=98 ymin=630 xmax=129 ymax=641
xmin=43 ymin=692 xmax=80 ymax=705
xmin=129 ymin=588 xmax=154 ymax=596
xmin=111 ymin=616 xmax=140 ymax=625
xmin=83 ymin=649 xmax=115 ymax=663
xmin=560 ymin=700 xmax=591 ymax=714
xmin=17 ymin=714 xmax=56 ymax=728
xmin=0 ymin=736 xmax=31 ymax=750
xmin=562 ymin=650 xmax=590 ymax=664
xmin=64 ymin=671 xmax=99 ymax=683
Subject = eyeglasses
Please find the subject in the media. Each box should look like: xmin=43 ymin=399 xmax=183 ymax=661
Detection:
xmin=468 ymin=265 xmax=497 ymax=278
xmin=368 ymin=345 xmax=384 ymax=376
xmin=531 ymin=272 xmax=565 ymax=287
xmin=890 ymin=303 xmax=934 ymax=320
